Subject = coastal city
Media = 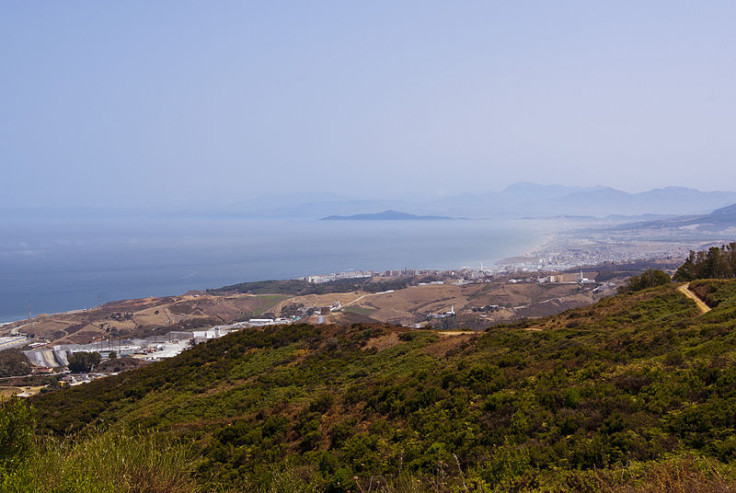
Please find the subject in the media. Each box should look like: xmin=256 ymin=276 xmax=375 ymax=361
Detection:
xmin=0 ymin=218 xmax=729 ymax=396
xmin=0 ymin=243 xmax=677 ymax=389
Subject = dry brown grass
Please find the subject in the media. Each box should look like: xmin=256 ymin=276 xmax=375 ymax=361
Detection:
xmin=1 ymin=293 xmax=293 ymax=346
xmin=423 ymin=333 xmax=475 ymax=357
xmin=2 ymin=279 xmax=606 ymax=346
xmin=363 ymin=332 xmax=401 ymax=351
xmin=612 ymin=456 xmax=736 ymax=493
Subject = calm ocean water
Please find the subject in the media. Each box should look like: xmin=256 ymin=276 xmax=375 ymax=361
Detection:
xmin=0 ymin=217 xmax=549 ymax=322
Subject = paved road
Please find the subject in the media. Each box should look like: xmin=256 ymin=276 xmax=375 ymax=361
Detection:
xmin=677 ymin=283 xmax=712 ymax=315
xmin=0 ymin=337 xmax=27 ymax=351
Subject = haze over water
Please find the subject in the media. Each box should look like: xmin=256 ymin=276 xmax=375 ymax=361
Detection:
xmin=4 ymin=3 xmax=736 ymax=324
xmin=0 ymin=218 xmax=547 ymax=322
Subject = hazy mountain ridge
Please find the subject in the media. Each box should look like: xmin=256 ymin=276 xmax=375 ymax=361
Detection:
xmin=610 ymin=199 xmax=736 ymax=232
xmin=5 ymin=184 xmax=736 ymax=221
xmin=222 ymin=184 xmax=736 ymax=219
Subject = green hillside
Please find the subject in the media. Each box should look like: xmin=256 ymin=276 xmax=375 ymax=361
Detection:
xmin=10 ymin=280 xmax=736 ymax=491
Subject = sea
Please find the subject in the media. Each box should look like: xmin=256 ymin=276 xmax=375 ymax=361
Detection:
xmin=0 ymin=217 xmax=551 ymax=323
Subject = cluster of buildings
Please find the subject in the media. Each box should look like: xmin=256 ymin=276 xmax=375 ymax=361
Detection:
xmin=537 ymin=272 xmax=594 ymax=284
xmin=427 ymin=305 xmax=455 ymax=320
xmin=496 ymin=238 xmax=692 ymax=274
xmin=21 ymin=318 xmax=293 ymax=371
xmin=305 ymin=271 xmax=372 ymax=284
xmin=305 ymin=268 xmax=476 ymax=285
xmin=505 ymin=272 xmax=596 ymax=285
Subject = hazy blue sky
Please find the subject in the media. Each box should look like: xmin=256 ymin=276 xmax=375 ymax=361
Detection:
xmin=2 ymin=1 xmax=736 ymax=208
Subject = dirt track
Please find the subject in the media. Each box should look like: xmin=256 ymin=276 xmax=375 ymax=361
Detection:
xmin=677 ymin=283 xmax=712 ymax=315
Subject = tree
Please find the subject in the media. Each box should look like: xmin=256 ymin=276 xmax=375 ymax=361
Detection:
xmin=619 ymin=269 xmax=671 ymax=294
xmin=68 ymin=352 xmax=102 ymax=373
xmin=674 ymin=243 xmax=736 ymax=281
xmin=0 ymin=349 xmax=31 ymax=378
xmin=108 ymin=351 xmax=117 ymax=360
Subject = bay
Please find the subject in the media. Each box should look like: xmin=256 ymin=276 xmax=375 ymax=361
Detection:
xmin=0 ymin=217 xmax=550 ymax=322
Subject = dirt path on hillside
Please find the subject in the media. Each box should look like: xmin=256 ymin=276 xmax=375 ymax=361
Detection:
xmin=678 ymin=283 xmax=712 ymax=315
xmin=343 ymin=293 xmax=372 ymax=307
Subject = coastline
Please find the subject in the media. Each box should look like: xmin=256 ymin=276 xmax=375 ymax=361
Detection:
xmin=1 ymin=215 xmax=722 ymax=325
xmin=493 ymin=233 xmax=558 ymax=268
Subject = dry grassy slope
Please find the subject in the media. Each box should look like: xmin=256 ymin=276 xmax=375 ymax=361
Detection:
xmin=270 ymin=291 xmax=369 ymax=314
xmin=3 ymin=280 xmax=602 ymax=345
xmin=469 ymin=282 xmax=588 ymax=307
xmin=349 ymin=282 xmax=599 ymax=324
xmin=1 ymin=294 xmax=289 ymax=345
xmin=280 ymin=282 xmax=602 ymax=326
xmin=269 ymin=284 xmax=470 ymax=325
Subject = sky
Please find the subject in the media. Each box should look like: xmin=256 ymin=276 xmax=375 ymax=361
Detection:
xmin=2 ymin=1 xmax=736 ymax=209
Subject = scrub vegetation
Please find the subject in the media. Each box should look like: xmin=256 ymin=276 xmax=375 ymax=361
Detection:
xmin=13 ymin=250 xmax=736 ymax=491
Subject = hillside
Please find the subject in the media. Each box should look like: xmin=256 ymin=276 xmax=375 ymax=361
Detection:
xmin=22 ymin=279 xmax=736 ymax=491
xmin=3 ymin=275 xmax=607 ymax=347
xmin=613 ymin=201 xmax=736 ymax=234
xmin=0 ymin=293 xmax=291 ymax=345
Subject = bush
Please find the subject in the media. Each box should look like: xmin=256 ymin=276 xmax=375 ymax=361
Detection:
xmin=0 ymin=397 xmax=35 ymax=474
xmin=0 ymin=350 xmax=31 ymax=378
xmin=68 ymin=352 xmax=102 ymax=373
xmin=619 ymin=270 xmax=671 ymax=293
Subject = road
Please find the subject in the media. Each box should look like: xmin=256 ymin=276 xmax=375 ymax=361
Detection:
xmin=677 ymin=283 xmax=712 ymax=315
xmin=0 ymin=336 xmax=28 ymax=351
xmin=343 ymin=291 xmax=390 ymax=307
xmin=342 ymin=293 xmax=372 ymax=307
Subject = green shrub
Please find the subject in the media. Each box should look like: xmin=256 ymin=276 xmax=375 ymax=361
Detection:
xmin=619 ymin=269 xmax=671 ymax=293
xmin=68 ymin=352 xmax=102 ymax=373
xmin=0 ymin=397 xmax=35 ymax=474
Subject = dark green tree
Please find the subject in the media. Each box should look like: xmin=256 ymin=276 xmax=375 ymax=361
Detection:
xmin=67 ymin=352 xmax=101 ymax=373
xmin=674 ymin=243 xmax=736 ymax=281
xmin=619 ymin=269 xmax=671 ymax=293
xmin=0 ymin=349 xmax=31 ymax=378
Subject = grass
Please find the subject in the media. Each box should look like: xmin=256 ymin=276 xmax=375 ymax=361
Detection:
xmin=250 ymin=295 xmax=292 ymax=317
xmin=344 ymin=306 xmax=379 ymax=316
xmin=1 ymin=428 xmax=198 ymax=493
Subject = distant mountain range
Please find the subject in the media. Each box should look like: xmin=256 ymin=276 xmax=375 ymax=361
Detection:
xmin=7 ymin=184 xmax=736 ymax=221
xmin=613 ymin=201 xmax=736 ymax=233
xmin=241 ymin=184 xmax=736 ymax=220
xmin=415 ymin=184 xmax=736 ymax=219
xmin=321 ymin=210 xmax=452 ymax=221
